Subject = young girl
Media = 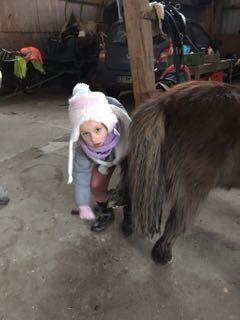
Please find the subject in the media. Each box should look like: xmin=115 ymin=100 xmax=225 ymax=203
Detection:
xmin=68 ymin=83 xmax=131 ymax=232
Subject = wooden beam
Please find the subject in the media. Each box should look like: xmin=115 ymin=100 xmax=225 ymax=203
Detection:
xmin=58 ymin=0 xmax=104 ymax=7
xmin=203 ymin=2 xmax=214 ymax=36
xmin=122 ymin=0 xmax=156 ymax=107
xmin=223 ymin=5 xmax=240 ymax=10
xmin=213 ymin=0 xmax=224 ymax=34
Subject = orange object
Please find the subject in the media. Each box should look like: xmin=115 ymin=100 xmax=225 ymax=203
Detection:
xmin=210 ymin=71 xmax=224 ymax=82
xmin=199 ymin=72 xmax=224 ymax=82
xmin=20 ymin=46 xmax=43 ymax=64
xmin=157 ymin=40 xmax=173 ymax=63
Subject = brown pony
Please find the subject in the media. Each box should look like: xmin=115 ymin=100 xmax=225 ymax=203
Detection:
xmin=119 ymin=80 xmax=240 ymax=264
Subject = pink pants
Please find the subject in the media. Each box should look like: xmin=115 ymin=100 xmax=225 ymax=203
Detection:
xmin=90 ymin=165 xmax=115 ymax=203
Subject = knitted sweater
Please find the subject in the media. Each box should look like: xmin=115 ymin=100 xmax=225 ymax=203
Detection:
xmin=73 ymin=97 xmax=131 ymax=207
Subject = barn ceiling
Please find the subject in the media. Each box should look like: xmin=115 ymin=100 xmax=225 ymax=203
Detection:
xmin=60 ymin=0 xmax=116 ymax=6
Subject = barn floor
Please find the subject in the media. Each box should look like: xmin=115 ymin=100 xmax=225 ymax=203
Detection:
xmin=0 ymin=87 xmax=239 ymax=320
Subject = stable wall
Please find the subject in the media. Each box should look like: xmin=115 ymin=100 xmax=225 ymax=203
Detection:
xmin=0 ymin=0 xmax=102 ymax=51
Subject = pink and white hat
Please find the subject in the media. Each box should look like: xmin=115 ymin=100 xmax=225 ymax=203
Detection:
xmin=68 ymin=83 xmax=118 ymax=183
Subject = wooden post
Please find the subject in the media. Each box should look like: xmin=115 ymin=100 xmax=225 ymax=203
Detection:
xmin=213 ymin=0 xmax=224 ymax=35
xmin=122 ymin=0 xmax=156 ymax=106
xmin=203 ymin=2 xmax=214 ymax=37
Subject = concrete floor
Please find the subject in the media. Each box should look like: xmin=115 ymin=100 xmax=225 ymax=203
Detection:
xmin=0 ymin=87 xmax=239 ymax=320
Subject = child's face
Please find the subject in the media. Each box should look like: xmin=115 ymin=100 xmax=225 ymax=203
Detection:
xmin=80 ymin=121 xmax=108 ymax=148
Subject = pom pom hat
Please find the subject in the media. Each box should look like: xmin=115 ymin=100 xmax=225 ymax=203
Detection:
xmin=68 ymin=83 xmax=118 ymax=183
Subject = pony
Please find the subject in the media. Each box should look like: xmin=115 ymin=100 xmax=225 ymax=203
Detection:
xmin=118 ymin=80 xmax=240 ymax=265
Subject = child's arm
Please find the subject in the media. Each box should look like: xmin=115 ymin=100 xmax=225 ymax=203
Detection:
xmin=73 ymin=146 xmax=93 ymax=208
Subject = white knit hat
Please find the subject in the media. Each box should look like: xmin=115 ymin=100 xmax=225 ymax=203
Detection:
xmin=68 ymin=83 xmax=118 ymax=183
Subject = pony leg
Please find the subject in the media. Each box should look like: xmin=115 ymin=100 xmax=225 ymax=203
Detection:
xmin=121 ymin=203 xmax=133 ymax=237
xmin=151 ymin=164 xmax=216 ymax=264
xmin=151 ymin=206 xmax=183 ymax=265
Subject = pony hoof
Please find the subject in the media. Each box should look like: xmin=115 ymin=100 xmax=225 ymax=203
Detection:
xmin=121 ymin=221 xmax=133 ymax=237
xmin=151 ymin=246 xmax=173 ymax=265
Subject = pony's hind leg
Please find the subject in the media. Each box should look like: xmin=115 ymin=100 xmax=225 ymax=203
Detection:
xmin=121 ymin=203 xmax=133 ymax=237
xmin=151 ymin=206 xmax=179 ymax=264
xmin=151 ymin=153 xmax=220 ymax=265
xmin=151 ymin=184 xmax=211 ymax=264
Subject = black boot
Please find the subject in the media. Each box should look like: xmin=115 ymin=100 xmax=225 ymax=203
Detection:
xmin=91 ymin=202 xmax=114 ymax=232
xmin=121 ymin=205 xmax=133 ymax=237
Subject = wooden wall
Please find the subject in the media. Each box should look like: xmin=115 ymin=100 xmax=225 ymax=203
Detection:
xmin=0 ymin=0 xmax=102 ymax=50
xmin=180 ymin=0 xmax=240 ymax=57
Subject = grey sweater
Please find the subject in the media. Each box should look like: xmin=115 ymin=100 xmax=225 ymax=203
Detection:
xmin=73 ymin=97 xmax=131 ymax=207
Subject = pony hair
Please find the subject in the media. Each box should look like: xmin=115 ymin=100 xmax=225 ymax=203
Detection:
xmin=126 ymin=81 xmax=240 ymax=238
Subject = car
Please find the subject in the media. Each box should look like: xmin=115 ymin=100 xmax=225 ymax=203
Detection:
xmin=95 ymin=0 xmax=216 ymax=97
xmin=96 ymin=21 xmax=169 ymax=97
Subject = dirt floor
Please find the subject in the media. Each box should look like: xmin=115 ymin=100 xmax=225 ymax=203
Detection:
xmin=0 ymin=86 xmax=239 ymax=320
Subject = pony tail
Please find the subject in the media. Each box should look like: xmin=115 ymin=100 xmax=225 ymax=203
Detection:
xmin=128 ymin=102 xmax=166 ymax=237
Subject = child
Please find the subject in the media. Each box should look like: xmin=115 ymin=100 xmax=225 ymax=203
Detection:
xmin=68 ymin=83 xmax=131 ymax=232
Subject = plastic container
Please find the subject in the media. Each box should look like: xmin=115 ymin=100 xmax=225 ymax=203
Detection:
xmin=168 ymin=52 xmax=205 ymax=66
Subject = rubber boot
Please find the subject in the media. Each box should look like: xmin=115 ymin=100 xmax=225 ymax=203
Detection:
xmin=91 ymin=202 xmax=114 ymax=232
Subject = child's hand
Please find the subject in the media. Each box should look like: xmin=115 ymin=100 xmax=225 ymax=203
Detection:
xmin=79 ymin=206 xmax=95 ymax=220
